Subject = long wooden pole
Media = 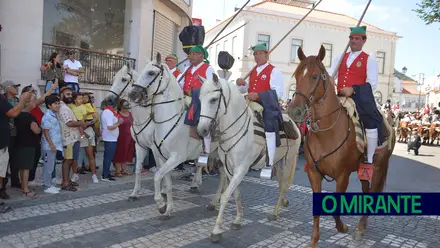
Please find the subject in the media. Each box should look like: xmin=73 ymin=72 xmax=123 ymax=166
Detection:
xmin=243 ymin=0 xmax=324 ymax=80
xmin=331 ymin=0 xmax=372 ymax=79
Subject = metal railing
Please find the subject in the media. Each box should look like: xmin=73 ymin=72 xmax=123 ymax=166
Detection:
xmin=41 ymin=43 xmax=136 ymax=85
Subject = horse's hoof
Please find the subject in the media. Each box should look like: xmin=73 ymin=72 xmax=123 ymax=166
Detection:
xmin=354 ymin=229 xmax=365 ymax=241
xmin=128 ymin=196 xmax=138 ymax=202
xmin=159 ymin=215 xmax=171 ymax=220
xmin=231 ymin=223 xmax=242 ymax=230
xmin=267 ymin=215 xmax=277 ymax=221
xmin=189 ymin=187 xmax=199 ymax=193
xmin=210 ymin=233 xmax=222 ymax=243
xmin=158 ymin=205 xmax=167 ymax=214
xmin=206 ymin=204 xmax=216 ymax=211
xmin=282 ymin=199 xmax=290 ymax=207
xmin=337 ymin=224 xmax=349 ymax=233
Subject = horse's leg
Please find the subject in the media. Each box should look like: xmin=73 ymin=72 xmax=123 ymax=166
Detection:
xmin=159 ymin=173 xmax=174 ymax=220
xmin=307 ymin=169 xmax=322 ymax=248
xmin=333 ymin=175 xmax=349 ymax=233
xmin=128 ymin=144 xmax=147 ymax=201
xmin=231 ymin=187 xmax=244 ymax=230
xmin=354 ymin=179 xmax=371 ymax=240
xmin=270 ymin=160 xmax=285 ymax=221
xmin=153 ymin=153 xmax=181 ymax=215
xmin=190 ymin=163 xmax=203 ymax=193
xmin=207 ymin=166 xmax=226 ymax=211
xmin=210 ymin=166 xmax=247 ymax=243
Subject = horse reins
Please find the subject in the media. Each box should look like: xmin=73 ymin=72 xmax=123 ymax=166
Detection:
xmin=129 ymin=63 xmax=186 ymax=159
xmin=294 ymin=65 xmax=351 ymax=182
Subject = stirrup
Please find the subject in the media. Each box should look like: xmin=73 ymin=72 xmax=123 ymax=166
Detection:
xmin=358 ymin=163 xmax=373 ymax=181
xmin=260 ymin=165 xmax=273 ymax=180
xmin=197 ymin=153 xmax=209 ymax=166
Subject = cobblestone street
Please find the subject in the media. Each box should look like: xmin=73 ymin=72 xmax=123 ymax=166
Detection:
xmin=1 ymin=142 xmax=440 ymax=248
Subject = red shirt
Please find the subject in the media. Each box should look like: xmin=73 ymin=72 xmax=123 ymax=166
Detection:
xmin=248 ymin=64 xmax=275 ymax=93
xmin=30 ymin=106 xmax=44 ymax=126
xmin=337 ymin=52 xmax=369 ymax=92
xmin=183 ymin=63 xmax=209 ymax=91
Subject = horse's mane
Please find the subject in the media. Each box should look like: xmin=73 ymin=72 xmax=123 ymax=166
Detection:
xmin=162 ymin=64 xmax=183 ymax=98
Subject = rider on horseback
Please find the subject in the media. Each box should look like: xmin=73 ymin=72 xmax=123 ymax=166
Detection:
xmin=236 ymin=43 xmax=285 ymax=173
xmin=328 ymin=26 xmax=386 ymax=166
xmin=183 ymin=45 xmax=214 ymax=155
xmin=165 ymin=54 xmax=182 ymax=79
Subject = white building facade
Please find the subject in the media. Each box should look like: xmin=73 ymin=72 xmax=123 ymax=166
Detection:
xmin=204 ymin=0 xmax=400 ymax=104
xmin=0 ymin=0 xmax=192 ymax=103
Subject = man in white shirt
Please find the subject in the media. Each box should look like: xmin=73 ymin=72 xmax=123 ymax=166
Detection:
xmin=183 ymin=45 xmax=215 ymax=155
xmin=100 ymin=99 xmax=122 ymax=181
xmin=236 ymin=43 xmax=285 ymax=174
xmin=327 ymin=26 xmax=383 ymax=168
xmin=63 ymin=50 xmax=84 ymax=92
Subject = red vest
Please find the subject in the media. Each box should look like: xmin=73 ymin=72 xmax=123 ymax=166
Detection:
xmin=183 ymin=63 xmax=209 ymax=91
xmin=337 ymin=52 xmax=369 ymax=92
xmin=172 ymin=68 xmax=181 ymax=78
xmin=248 ymin=64 xmax=274 ymax=93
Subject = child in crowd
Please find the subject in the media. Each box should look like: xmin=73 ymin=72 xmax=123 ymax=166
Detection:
xmin=69 ymin=92 xmax=88 ymax=138
xmin=41 ymin=94 xmax=63 ymax=194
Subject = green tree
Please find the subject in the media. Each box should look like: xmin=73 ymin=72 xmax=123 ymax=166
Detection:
xmin=413 ymin=0 xmax=440 ymax=25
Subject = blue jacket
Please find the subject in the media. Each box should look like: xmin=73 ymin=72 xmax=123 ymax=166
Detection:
xmin=257 ymin=90 xmax=282 ymax=147
xmin=352 ymin=83 xmax=386 ymax=146
xmin=184 ymin=88 xmax=201 ymax=126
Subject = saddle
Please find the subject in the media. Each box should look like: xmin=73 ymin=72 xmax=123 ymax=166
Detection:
xmin=248 ymin=101 xmax=299 ymax=140
xmin=338 ymin=97 xmax=393 ymax=154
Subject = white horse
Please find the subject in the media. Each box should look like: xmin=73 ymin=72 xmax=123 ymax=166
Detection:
xmin=104 ymin=63 xmax=212 ymax=207
xmin=197 ymin=74 xmax=302 ymax=242
xmin=127 ymin=53 xmax=221 ymax=218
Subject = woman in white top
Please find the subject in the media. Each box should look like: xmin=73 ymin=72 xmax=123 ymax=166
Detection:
xmin=100 ymin=99 xmax=122 ymax=181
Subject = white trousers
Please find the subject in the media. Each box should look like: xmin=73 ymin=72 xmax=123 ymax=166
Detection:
xmin=203 ymin=135 xmax=211 ymax=154
xmin=365 ymin=128 xmax=378 ymax=163
xmin=265 ymin=132 xmax=276 ymax=166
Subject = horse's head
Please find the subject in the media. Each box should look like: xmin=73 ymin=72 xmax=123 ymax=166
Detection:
xmin=129 ymin=52 xmax=171 ymax=103
xmin=287 ymin=45 xmax=329 ymax=123
xmin=106 ymin=64 xmax=137 ymax=107
xmin=198 ymin=73 xmax=224 ymax=137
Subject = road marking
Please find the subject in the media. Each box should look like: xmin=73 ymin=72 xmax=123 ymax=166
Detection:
xmin=0 ymin=200 xmax=198 ymax=248
xmin=0 ymin=188 xmax=154 ymax=223
xmin=108 ymin=214 xmax=252 ymax=248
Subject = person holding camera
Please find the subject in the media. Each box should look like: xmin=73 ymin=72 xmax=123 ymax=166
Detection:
xmin=41 ymin=52 xmax=64 ymax=94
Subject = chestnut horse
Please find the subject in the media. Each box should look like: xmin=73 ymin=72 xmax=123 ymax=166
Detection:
xmin=287 ymin=46 xmax=395 ymax=247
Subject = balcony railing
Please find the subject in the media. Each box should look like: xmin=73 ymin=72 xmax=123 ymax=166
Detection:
xmin=41 ymin=43 xmax=136 ymax=85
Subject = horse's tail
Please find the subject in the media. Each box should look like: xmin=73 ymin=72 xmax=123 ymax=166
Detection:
xmin=376 ymin=131 xmax=395 ymax=192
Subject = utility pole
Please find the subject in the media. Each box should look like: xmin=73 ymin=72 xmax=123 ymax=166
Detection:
xmin=418 ymin=73 xmax=425 ymax=110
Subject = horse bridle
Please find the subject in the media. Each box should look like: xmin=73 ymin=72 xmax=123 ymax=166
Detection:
xmin=108 ymin=72 xmax=134 ymax=101
xmin=293 ymin=65 xmax=329 ymax=109
xmin=132 ymin=63 xmax=166 ymax=101
xmin=199 ymin=83 xmax=230 ymax=134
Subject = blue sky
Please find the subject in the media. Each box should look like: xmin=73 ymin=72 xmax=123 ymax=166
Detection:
xmin=192 ymin=0 xmax=440 ymax=79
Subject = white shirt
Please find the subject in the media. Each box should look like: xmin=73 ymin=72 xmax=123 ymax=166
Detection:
xmin=238 ymin=63 xmax=285 ymax=101
xmin=327 ymin=51 xmax=379 ymax=91
xmin=178 ymin=62 xmax=214 ymax=89
xmin=63 ymin=59 xmax=83 ymax=83
xmin=101 ymin=109 xmax=119 ymax=142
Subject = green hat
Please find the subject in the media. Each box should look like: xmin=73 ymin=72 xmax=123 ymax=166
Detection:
xmin=189 ymin=45 xmax=210 ymax=64
xmin=165 ymin=53 xmax=178 ymax=62
xmin=251 ymin=43 xmax=268 ymax=53
xmin=350 ymin=26 xmax=367 ymax=36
